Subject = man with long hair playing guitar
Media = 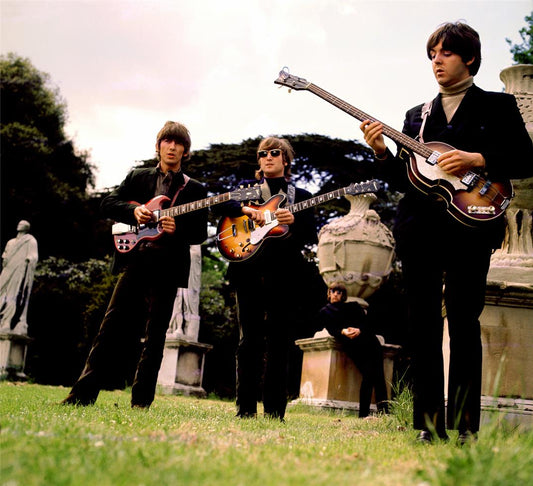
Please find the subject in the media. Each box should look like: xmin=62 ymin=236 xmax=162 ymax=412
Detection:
xmin=360 ymin=22 xmax=533 ymax=444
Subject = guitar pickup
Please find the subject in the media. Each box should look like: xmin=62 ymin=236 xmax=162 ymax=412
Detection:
xmin=244 ymin=219 xmax=256 ymax=232
xmin=264 ymin=211 xmax=273 ymax=224
xmin=479 ymin=180 xmax=492 ymax=196
xmin=460 ymin=172 xmax=479 ymax=190
xmin=112 ymin=223 xmax=137 ymax=235
xmin=426 ymin=151 xmax=439 ymax=166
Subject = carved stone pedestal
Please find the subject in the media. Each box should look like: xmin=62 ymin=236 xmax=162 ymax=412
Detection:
xmin=291 ymin=331 xmax=401 ymax=413
xmin=157 ymin=337 xmax=212 ymax=397
xmin=0 ymin=332 xmax=31 ymax=381
xmin=480 ymin=281 xmax=533 ymax=428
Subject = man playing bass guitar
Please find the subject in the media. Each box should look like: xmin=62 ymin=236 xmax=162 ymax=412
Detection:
xmin=360 ymin=22 xmax=533 ymax=444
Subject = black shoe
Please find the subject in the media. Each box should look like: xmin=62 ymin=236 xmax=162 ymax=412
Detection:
xmin=236 ymin=412 xmax=257 ymax=419
xmin=416 ymin=430 xmax=433 ymax=444
xmin=131 ymin=403 xmax=150 ymax=410
xmin=60 ymin=393 xmax=95 ymax=406
xmin=416 ymin=430 xmax=449 ymax=444
xmin=458 ymin=430 xmax=478 ymax=446
xmin=264 ymin=412 xmax=285 ymax=422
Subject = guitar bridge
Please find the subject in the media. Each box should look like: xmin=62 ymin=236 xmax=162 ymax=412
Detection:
xmin=467 ymin=205 xmax=496 ymax=215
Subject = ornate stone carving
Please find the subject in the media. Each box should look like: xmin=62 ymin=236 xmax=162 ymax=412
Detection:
xmin=317 ymin=193 xmax=395 ymax=303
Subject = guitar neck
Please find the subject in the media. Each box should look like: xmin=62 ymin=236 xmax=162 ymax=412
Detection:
xmin=287 ymin=186 xmax=355 ymax=214
xmin=161 ymin=192 xmax=232 ymax=218
xmin=306 ymin=83 xmax=433 ymax=159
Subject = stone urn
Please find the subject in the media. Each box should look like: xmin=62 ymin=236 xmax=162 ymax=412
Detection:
xmin=317 ymin=193 xmax=395 ymax=303
xmin=489 ymin=64 xmax=533 ymax=282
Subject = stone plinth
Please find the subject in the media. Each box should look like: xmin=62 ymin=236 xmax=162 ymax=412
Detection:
xmin=292 ymin=331 xmax=400 ymax=413
xmin=157 ymin=337 xmax=212 ymax=397
xmin=442 ymin=281 xmax=533 ymax=428
xmin=481 ymin=281 xmax=533 ymax=399
xmin=0 ymin=332 xmax=31 ymax=381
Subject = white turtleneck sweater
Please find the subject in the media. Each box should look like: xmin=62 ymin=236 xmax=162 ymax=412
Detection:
xmin=439 ymin=76 xmax=474 ymax=123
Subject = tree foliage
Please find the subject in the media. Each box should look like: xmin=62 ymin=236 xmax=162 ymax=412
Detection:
xmin=506 ymin=11 xmax=533 ymax=65
xmin=0 ymin=53 xmax=104 ymax=260
xmin=2 ymin=53 xmax=406 ymax=394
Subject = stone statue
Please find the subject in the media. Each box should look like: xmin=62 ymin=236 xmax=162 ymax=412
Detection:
xmin=168 ymin=244 xmax=202 ymax=341
xmin=0 ymin=220 xmax=39 ymax=334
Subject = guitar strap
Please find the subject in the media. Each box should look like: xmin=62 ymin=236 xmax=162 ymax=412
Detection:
xmin=260 ymin=180 xmax=296 ymax=204
xmin=170 ymin=174 xmax=190 ymax=206
xmin=418 ymin=100 xmax=433 ymax=143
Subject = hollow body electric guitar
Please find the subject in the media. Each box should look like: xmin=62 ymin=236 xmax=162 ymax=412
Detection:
xmin=216 ymin=180 xmax=381 ymax=262
xmin=112 ymin=186 xmax=261 ymax=253
xmin=274 ymin=67 xmax=513 ymax=227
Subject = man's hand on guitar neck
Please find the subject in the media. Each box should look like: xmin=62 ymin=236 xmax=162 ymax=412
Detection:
xmin=360 ymin=120 xmax=387 ymax=157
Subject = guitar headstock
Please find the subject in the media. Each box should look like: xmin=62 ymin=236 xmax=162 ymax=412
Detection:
xmin=274 ymin=67 xmax=310 ymax=91
xmin=346 ymin=180 xmax=382 ymax=196
xmin=230 ymin=185 xmax=262 ymax=202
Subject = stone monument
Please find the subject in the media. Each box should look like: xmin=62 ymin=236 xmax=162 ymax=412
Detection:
xmin=478 ymin=64 xmax=533 ymax=428
xmin=294 ymin=193 xmax=400 ymax=412
xmin=0 ymin=220 xmax=38 ymax=380
xmin=157 ymin=245 xmax=212 ymax=397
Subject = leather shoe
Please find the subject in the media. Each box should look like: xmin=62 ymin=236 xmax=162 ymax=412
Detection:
xmin=416 ymin=430 xmax=449 ymax=444
xmin=458 ymin=430 xmax=478 ymax=446
xmin=236 ymin=412 xmax=257 ymax=419
xmin=60 ymin=393 xmax=95 ymax=406
xmin=416 ymin=430 xmax=433 ymax=444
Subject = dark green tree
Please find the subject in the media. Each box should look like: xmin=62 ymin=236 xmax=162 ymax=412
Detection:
xmin=0 ymin=53 xmax=104 ymax=260
xmin=506 ymin=11 xmax=533 ymax=64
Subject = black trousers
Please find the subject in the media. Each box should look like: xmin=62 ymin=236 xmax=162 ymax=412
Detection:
xmin=342 ymin=335 xmax=389 ymax=417
xmin=233 ymin=273 xmax=294 ymax=419
xmin=399 ymin=227 xmax=492 ymax=434
xmin=68 ymin=251 xmax=179 ymax=407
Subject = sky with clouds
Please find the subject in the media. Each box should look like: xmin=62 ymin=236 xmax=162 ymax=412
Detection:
xmin=1 ymin=0 xmax=531 ymax=189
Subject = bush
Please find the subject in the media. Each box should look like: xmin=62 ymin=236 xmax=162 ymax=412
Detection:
xmin=26 ymin=256 xmax=117 ymax=385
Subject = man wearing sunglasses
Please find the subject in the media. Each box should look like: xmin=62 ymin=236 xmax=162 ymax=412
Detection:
xmin=218 ymin=137 xmax=319 ymax=421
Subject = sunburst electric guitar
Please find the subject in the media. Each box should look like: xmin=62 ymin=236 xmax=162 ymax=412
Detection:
xmin=216 ymin=180 xmax=381 ymax=262
xmin=274 ymin=67 xmax=513 ymax=227
xmin=112 ymin=186 xmax=261 ymax=253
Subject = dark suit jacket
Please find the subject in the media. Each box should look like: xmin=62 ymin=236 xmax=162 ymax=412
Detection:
xmin=101 ymin=167 xmax=208 ymax=286
xmin=375 ymin=85 xmax=533 ymax=251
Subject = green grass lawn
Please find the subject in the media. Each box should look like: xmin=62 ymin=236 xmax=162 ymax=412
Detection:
xmin=1 ymin=382 xmax=532 ymax=485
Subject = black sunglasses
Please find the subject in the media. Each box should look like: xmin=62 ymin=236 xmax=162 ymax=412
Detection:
xmin=257 ymin=149 xmax=282 ymax=158
xmin=330 ymin=288 xmax=344 ymax=294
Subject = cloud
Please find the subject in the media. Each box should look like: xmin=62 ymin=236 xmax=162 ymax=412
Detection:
xmin=2 ymin=0 xmax=529 ymax=188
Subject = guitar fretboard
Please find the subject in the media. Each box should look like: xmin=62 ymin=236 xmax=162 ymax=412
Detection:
xmin=287 ymin=182 xmax=379 ymax=214
xmin=307 ymin=83 xmax=434 ymax=159
xmin=161 ymin=192 xmax=232 ymax=218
